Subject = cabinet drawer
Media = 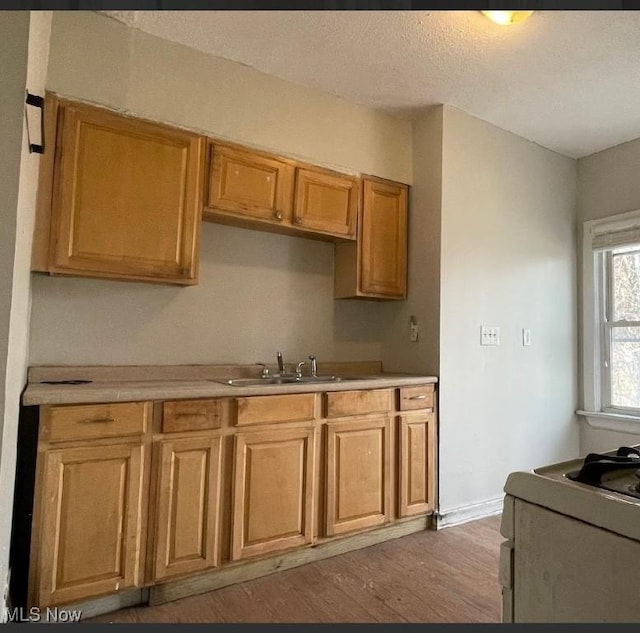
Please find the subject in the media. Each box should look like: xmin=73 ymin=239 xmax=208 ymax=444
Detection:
xmin=398 ymin=385 xmax=435 ymax=411
xmin=43 ymin=402 xmax=149 ymax=443
xmin=325 ymin=389 xmax=392 ymax=418
xmin=162 ymin=399 xmax=223 ymax=433
xmin=235 ymin=393 xmax=316 ymax=426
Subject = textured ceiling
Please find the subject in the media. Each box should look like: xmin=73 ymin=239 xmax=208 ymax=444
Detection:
xmin=105 ymin=11 xmax=640 ymax=158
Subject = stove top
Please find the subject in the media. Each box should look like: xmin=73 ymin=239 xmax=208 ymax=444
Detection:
xmin=505 ymin=446 xmax=640 ymax=543
xmin=567 ymin=446 xmax=640 ymax=500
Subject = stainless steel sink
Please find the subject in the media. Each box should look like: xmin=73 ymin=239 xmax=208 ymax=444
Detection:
xmin=212 ymin=375 xmax=348 ymax=387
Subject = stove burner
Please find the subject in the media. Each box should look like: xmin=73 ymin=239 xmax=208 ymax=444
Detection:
xmin=567 ymin=446 xmax=640 ymax=499
xmin=568 ymin=446 xmax=640 ymax=484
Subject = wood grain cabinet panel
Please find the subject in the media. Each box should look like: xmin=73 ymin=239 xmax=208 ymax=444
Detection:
xmin=293 ymin=167 xmax=358 ymax=239
xmin=360 ymin=177 xmax=408 ymax=297
xmin=235 ymin=393 xmax=316 ymax=427
xmin=231 ymin=428 xmax=315 ymax=561
xmin=398 ymin=385 xmax=435 ymax=412
xmin=42 ymin=401 xmax=150 ymax=443
xmin=162 ymin=399 xmax=223 ymax=433
xmin=154 ymin=436 xmax=222 ymax=580
xmin=335 ymin=176 xmax=408 ymax=300
xmin=48 ymin=100 xmax=205 ymax=284
xmin=206 ymin=143 xmax=295 ymax=225
xmin=34 ymin=443 xmax=144 ymax=607
xmin=398 ymin=413 xmax=436 ymax=517
xmin=325 ymin=417 xmax=391 ymax=536
xmin=325 ymin=389 xmax=392 ymax=418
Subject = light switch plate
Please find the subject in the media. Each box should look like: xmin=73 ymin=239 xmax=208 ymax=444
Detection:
xmin=522 ymin=328 xmax=532 ymax=346
xmin=481 ymin=326 xmax=500 ymax=346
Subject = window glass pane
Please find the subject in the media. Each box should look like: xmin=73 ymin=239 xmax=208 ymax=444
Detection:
xmin=613 ymin=248 xmax=640 ymax=321
xmin=611 ymin=326 xmax=640 ymax=409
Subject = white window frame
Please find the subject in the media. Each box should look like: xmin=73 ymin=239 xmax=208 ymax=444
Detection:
xmin=579 ymin=209 xmax=640 ymax=434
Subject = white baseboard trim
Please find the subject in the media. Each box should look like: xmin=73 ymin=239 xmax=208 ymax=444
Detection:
xmin=436 ymin=496 xmax=504 ymax=529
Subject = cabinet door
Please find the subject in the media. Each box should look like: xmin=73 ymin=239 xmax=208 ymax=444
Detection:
xmin=50 ymin=101 xmax=205 ymax=284
xmin=35 ymin=443 xmax=144 ymax=607
xmin=293 ymin=167 xmax=358 ymax=239
xmin=232 ymin=428 xmax=315 ymax=561
xmin=398 ymin=413 xmax=436 ymax=517
xmin=207 ymin=143 xmax=295 ymax=225
xmin=325 ymin=416 xmax=391 ymax=536
xmin=360 ymin=177 xmax=408 ymax=298
xmin=154 ymin=436 xmax=222 ymax=580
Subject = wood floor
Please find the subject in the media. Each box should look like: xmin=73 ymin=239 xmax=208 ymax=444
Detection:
xmin=88 ymin=515 xmax=502 ymax=624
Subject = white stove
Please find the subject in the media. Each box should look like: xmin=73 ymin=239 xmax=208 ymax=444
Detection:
xmin=500 ymin=446 xmax=640 ymax=623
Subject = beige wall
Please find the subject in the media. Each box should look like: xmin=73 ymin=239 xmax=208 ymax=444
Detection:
xmin=578 ymin=139 xmax=640 ymax=222
xmin=577 ymin=137 xmax=640 ymax=453
xmin=0 ymin=11 xmax=51 ymax=613
xmin=437 ymin=106 xmax=579 ymax=514
xmin=26 ymin=12 xmax=584 ymax=521
xmin=380 ymin=106 xmax=442 ymax=375
xmin=30 ymin=12 xmax=413 ymax=367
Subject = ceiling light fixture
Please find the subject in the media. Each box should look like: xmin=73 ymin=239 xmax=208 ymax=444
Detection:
xmin=481 ymin=10 xmax=534 ymax=26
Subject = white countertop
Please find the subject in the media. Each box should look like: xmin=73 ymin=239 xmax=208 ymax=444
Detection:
xmin=23 ymin=363 xmax=438 ymax=405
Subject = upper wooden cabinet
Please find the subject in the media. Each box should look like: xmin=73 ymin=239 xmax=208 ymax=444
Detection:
xmin=334 ymin=176 xmax=408 ymax=300
xmin=33 ymin=96 xmax=206 ymax=285
xmin=205 ymin=143 xmax=358 ymax=242
xmin=293 ymin=167 xmax=358 ymax=239
xmin=206 ymin=142 xmax=295 ymax=227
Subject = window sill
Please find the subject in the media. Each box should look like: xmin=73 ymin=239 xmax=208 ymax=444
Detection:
xmin=577 ymin=410 xmax=640 ymax=435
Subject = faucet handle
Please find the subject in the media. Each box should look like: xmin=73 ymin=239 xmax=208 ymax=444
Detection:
xmin=256 ymin=363 xmax=270 ymax=379
xmin=308 ymin=355 xmax=317 ymax=377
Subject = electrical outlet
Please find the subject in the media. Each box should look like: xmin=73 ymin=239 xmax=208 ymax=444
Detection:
xmin=480 ymin=325 xmax=500 ymax=346
xmin=522 ymin=328 xmax=532 ymax=346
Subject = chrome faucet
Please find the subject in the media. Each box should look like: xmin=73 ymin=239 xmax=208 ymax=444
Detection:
xmin=276 ymin=351 xmax=285 ymax=375
xmin=295 ymin=361 xmax=306 ymax=378
xmin=308 ymin=355 xmax=317 ymax=377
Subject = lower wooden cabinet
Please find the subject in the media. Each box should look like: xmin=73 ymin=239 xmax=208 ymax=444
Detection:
xmin=153 ymin=435 xmax=222 ymax=580
xmin=231 ymin=428 xmax=315 ymax=561
xmin=33 ymin=442 xmax=145 ymax=607
xmin=28 ymin=384 xmax=437 ymax=609
xmin=325 ymin=416 xmax=391 ymax=536
xmin=398 ymin=413 xmax=436 ymax=517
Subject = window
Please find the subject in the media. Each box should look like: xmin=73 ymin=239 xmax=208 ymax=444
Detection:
xmin=580 ymin=209 xmax=640 ymax=431
xmin=602 ymin=247 xmax=640 ymax=412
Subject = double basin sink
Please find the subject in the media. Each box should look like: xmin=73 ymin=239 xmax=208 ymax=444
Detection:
xmin=214 ymin=375 xmax=370 ymax=387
